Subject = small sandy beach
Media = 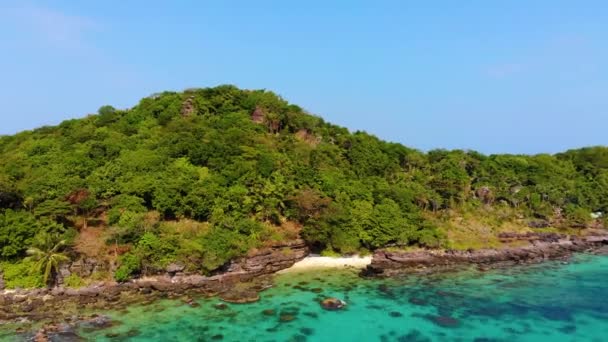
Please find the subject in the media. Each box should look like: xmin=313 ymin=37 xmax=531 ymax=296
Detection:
xmin=279 ymin=255 xmax=372 ymax=273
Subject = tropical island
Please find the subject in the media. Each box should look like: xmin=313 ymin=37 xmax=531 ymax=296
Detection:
xmin=1 ymin=86 xmax=607 ymax=332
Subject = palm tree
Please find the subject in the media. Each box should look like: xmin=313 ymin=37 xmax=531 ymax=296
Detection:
xmin=26 ymin=235 xmax=70 ymax=287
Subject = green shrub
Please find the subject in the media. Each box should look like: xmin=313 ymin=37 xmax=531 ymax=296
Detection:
xmin=114 ymin=253 xmax=141 ymax=282
xmin=63 ymin=274 xmax=85 ymax=288
xmin=137 ymin=232 xmax=178 ymax=269
xmin=330 ymin=228 xmax=361 ymax=254
xmin=320 ymin=249 xmax=340 ymax=257
xmin=90 ymin=270 xmax=111 ymax=281
xmin=108 ymin=195 xmax=147 ymax=225
xmin=565 ymin=205 xmax=591 ymax=227
xmin=197 ymin=227 xmax=244 ymax=272
xmin=0 ymin=260 xmax=44 ymax=288
xmin=0 ymin=210 xmax=38 ymax=258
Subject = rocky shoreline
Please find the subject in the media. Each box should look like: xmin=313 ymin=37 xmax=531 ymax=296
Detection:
xmin=365 ymin=232 xmax=608 ymax=276
xmin=0 ymin=239 xmax=308 ymax=332
xmin=3 ymin=232 xmax=608 ymax=340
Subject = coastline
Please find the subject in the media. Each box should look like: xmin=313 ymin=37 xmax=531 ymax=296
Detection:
xmin=2 ymin=231 xmax=608 ymax=340
xmin=0 ymin=239 xmax=310 ymax=321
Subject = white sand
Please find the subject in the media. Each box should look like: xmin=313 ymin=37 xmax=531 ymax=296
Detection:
xmin=279 ymin=255 xmax=372 ymax=273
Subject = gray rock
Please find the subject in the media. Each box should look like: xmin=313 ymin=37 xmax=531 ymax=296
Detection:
xmin=166 ymin=263 xmax=185 ymax=274
xmin=51 ymin=287 xmax=66 ymax=296
xmin=59 ymin=264 xmax=71 ymax=280
xmin=65 ymin=288 xmax=80 ymax=297
xmin=69 ymin=258 xmax=105 ymax=278
xmin=77 ymin=287 xmax=101 ymax=297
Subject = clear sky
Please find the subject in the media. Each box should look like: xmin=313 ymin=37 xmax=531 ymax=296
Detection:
xmin=0 ymin=1 xmax=606 ymax=154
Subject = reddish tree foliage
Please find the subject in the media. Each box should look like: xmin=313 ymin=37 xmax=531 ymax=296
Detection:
xmin=65 ymin=189 xmax=91 ymax=206
xmin=289 ymin=189 xmax=332 ymax=221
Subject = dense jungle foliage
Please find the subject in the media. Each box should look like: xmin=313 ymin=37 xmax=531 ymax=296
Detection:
xmin=0 ymin=85 xmax=606 ymax=285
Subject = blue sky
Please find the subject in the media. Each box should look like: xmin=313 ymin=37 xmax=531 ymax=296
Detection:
xmin=0 ymin=1 xmax=606 ymax=154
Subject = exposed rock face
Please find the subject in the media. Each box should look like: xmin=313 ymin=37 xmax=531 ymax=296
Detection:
xmin=166 ymin=263 xmax=185 ymax=274
xmin=366 ymin=233 xmax=608 ymax=276
xmin=251 ymin=106 xmax=265 ymax=124
xmin=295 ymin=129 xmax=321 ymax=146
xmin=181 ymin=96 xmax=196 ymax=117
xmin=475 ymin=186 xmax=494 ymax=205
xmin=69 ymin=258 xmax=106 ymax=278
xmin=0 ymin=270 xmax=4 ymax=291
xmin=225 ymin=239 xmax=309 ymax=279
xmin=132 ymin=239 xmax=308 ymax=293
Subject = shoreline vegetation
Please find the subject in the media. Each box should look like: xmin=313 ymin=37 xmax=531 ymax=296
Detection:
xmin=1 ymin=232 xmax=606 ymax=318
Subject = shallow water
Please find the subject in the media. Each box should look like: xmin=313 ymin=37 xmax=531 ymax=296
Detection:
xmin=4 ymin=254 xmax=608 ymax=341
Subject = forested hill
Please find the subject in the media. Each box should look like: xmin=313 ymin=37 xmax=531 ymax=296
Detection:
xmin=1 ymin=85 xmax=607 ymax=285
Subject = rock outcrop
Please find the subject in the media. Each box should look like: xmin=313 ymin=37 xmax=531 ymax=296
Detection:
xmin=181 ymin=96 xmax=196 ymax=116
xmin=366 ymin=233 xmax=608 ymax=276
xmin=251 ymin=106 xmax=265 ymax=124
xmin=166 ymin=262 xmax=185 ymax=274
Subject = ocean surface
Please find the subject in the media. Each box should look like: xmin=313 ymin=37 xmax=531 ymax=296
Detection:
xmin=4 ymin=253 xmax=608 ymax=341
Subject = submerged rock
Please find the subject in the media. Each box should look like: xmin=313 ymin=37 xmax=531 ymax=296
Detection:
xmin=303 ymin=312 xmax=318 ymax=318
xmin=397 ymin=330 xmax=431 ymax=342
xmin=182 ymin=297 xmax=200 ymax=308
xmin=214 ymin=303 xmax=229 ymax=310
xmin=408 ymin=297 xmax=427 ymax=306
xmin=279 ymin=313 xmax=296 ymax=322
xmin=262 ymin=309 xmax=276 ymax=316
xmin=82 ymin=315 xmax=115 ymax=329
xmin=426 ymin=315 xmax=460 ymax=328
xmin=299 ymin=327 xmax=314 ymax=336
xmin=289 ymin=334 xmax=307 ymax=342
xmin=320 ymin=298 xmax=346 ymax=311
xmin=220 ymin=290 xmax=260 ymax=304
xmin=32 ymin=322 xmax=84 ymax=342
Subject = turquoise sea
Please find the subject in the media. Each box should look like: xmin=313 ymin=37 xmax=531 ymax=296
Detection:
xmin=5 ymin=253 xmax=608 ymax=341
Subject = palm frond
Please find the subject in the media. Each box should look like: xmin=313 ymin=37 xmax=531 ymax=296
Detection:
xmin=51 ymin=240 xmax=67 ymax=253
xmin=25 ymin=238 xmax=71 ymax=286
xmin=26 ymin=247 xmax=44 ymax=257
xmin=53 ymin=254 xmax=70 ymax=263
